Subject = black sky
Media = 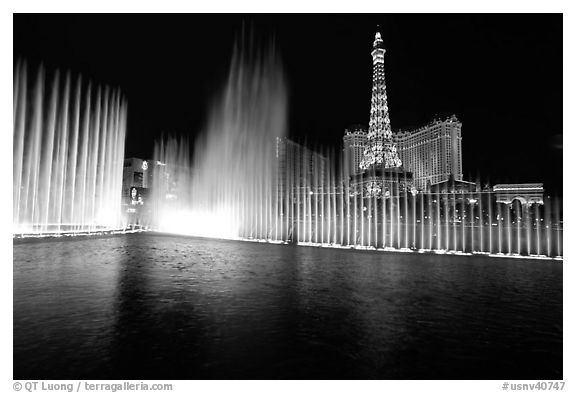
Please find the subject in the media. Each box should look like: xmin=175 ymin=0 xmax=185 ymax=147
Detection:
xmin=13 ymin=14 xmax=563 ymax=194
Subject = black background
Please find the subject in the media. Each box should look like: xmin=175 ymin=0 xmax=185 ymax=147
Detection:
xmin=14 ymin=14 xmax=563 ymax=194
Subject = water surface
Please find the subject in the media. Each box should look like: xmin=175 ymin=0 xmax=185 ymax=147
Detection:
xmin=14 ymin=233 xmax=562 ymax=379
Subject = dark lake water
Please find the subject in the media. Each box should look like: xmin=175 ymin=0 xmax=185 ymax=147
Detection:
xmin=13 ymin=233 xmax=562 ymax=379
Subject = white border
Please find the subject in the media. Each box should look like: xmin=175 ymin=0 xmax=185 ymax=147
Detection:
xmin=4 ymin=4 xmax=572 ymax=392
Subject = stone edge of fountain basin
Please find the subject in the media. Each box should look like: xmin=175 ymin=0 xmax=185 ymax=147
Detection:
xmin=148 ymin=230 xmax=563 ymax=262
xmin=13 ymin=229 xmax=563 ymax=262
xmin=13 ymin=227 xmax=151 ymax=240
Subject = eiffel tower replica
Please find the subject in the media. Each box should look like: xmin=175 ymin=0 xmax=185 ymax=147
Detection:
xmin=352 ymin=27 xmax=414 ymax=198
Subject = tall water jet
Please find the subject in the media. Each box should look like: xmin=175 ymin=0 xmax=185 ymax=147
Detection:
xmin=13 ymin=62 xmax=127 ymax=235
xmin=151 ymin=42 xmax=287 ymax=240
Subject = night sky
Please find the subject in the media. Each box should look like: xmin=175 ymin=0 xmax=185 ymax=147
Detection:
xmin=13 ymin=14 xmax=563 ymax=194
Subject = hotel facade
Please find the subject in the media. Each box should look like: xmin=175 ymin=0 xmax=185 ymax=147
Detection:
xmin=343 ymin=115 xmax=463 ymax=191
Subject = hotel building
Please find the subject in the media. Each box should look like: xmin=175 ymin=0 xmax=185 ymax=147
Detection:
xmin=343 ymin=115 xmax=463 ymax=191
xmin=342 ymin=124 xmax=368 ymax=178
xmin=395 ymin=115 xmax=463 ymax=190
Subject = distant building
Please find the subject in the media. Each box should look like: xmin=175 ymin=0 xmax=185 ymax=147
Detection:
xmin=492 ymin=183 xmax=544 ymax=206
xmin=395 ymin=115 xmax=463 ymax=191
xmin=428 ymin=175 xmax=478 ymax=205
xmin=122 ymin=157 xmax=162 ymax=227
xmin=276 ymin=137 xmax=327 ymax=192
xmin=122 ymin=158 xmax=150 ymax=202
xmin=343 ymin=124 xmax=368 ymax=178
xmin=429 ymin=176 xmax=477 ymax=193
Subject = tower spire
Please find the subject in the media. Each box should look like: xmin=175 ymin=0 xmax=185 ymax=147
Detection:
xmin=359 ymin=27 xmax=402 ymax=170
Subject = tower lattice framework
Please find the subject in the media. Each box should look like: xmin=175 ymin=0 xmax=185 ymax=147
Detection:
xmin=359 ymin=29 xmax=402 ymax=170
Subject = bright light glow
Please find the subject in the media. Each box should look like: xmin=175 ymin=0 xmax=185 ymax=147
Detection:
xmin=157 ymin=209 xmax=239 ymax=240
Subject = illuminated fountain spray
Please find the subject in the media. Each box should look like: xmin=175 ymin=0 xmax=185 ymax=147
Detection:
xmin=13 ymin=62 xmax=127 ymax=235
xmin=151 ymin=43 xmax=287 ymax=239
xmin=148 ymin=32 xmax=562 ymax=260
